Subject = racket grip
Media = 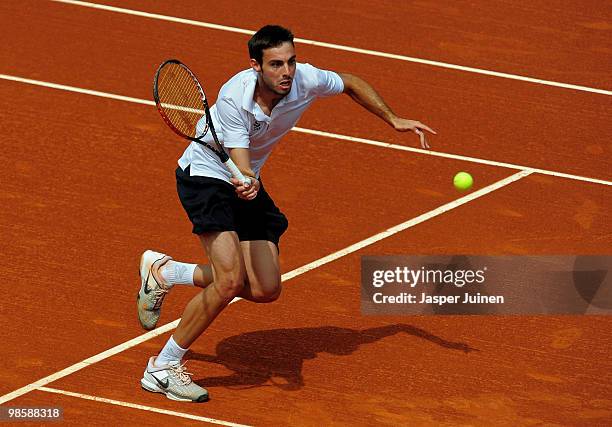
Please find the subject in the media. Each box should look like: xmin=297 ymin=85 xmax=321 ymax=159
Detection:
xmin=224 ymin=158 xmax=252 ymax=186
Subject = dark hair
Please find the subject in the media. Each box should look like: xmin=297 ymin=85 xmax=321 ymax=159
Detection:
xmin=248 ymin=25 xmax=294 ymax=64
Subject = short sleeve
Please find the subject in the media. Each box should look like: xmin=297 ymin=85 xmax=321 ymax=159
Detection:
xmin=302 ymin=63 xmax=344 ymax=97
xmin=215 ymin=97 xmax=250 ymax=148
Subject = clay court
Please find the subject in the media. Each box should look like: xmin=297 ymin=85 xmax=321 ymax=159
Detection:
xmin=1 ymin=1 xmax=611 ymax=425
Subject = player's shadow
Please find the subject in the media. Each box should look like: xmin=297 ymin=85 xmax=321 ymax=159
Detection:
xmin=189 ymin=324 xmax=478 ymax=391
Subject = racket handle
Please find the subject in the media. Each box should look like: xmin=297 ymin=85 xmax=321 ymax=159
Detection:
xmin=224 ymin=158 xmax=252 ymax=186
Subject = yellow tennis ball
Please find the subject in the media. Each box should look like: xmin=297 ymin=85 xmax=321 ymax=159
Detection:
xmin=453 ymin=172 xmax=473 ymax=191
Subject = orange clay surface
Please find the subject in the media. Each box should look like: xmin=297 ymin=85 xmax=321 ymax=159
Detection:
xmin=1 ymin=1 xmax=610 ymax=426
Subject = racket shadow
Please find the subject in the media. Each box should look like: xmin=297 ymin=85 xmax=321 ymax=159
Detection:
xmin=188 ymin=324 xmax=478 ymax=391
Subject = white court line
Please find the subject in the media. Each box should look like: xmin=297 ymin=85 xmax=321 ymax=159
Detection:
xmin=0 ymin=74 xmax=153 ymax=106
xmin=0 ymin=170 xmax=531 ymax=406
xmin=281 ymin=170 xmax=533 ymax=281
xmin=1 ymin=73 xmax=610 ymax=186
xmin=38 ymin=387 xmax=251 ymax=427
xmin=291 ymin=127 xmax=612 ymax=187
xmin=49 ymin=0 xmax=612 ymax=96
xmin=0 ymin=319 xmax=179 ymax=404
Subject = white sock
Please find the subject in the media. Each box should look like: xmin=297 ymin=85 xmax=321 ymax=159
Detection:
xmin=155 ymin=335 xmax=188 ymax=366
xmin=160 ymin=261 xmax=197 ymax=287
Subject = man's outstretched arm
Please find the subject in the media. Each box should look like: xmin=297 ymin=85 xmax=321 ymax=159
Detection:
xmin=338 ymin=72 xmax=436 ymax=148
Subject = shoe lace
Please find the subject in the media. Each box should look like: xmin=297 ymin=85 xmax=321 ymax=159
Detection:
xmin=169 ymin=363 xmax=193 ymax=385
xmin=152 ymin=286 xmax=168 ymax=310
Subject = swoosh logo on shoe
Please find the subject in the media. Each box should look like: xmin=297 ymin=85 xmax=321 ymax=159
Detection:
xmin=144 ymin=257 xmax=165 ymax=295
xmin=152 ymin=374 xmax=169 ymax=389
xmin=143 ymin=271 xmax=153 ymax=295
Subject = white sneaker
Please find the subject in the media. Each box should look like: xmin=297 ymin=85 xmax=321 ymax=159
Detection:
xmin=137 ymin=250 xmax=172 ymax=330
xmin=141 ymin=357 xmax=209 ymax=402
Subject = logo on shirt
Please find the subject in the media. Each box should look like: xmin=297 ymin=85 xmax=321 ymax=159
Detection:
xmin=253 ymin=121 xmax=263 ymax=132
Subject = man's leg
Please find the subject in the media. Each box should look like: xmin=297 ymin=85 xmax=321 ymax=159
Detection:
xmin=238 ymin=240 xmax=282 ymax=303
xmin=141 ymin=231 xmax=245 ymax=403
xmin=180 ymin=239 xmax=281 ymax=301
xmin=172 ymin=231 xmax=246 ymax=348
xmin=138 ymin=239 xmax=280 ymax=331
xmin=161 ymin=240 xmax=281 ymax=301
xmin=158 ymin=239 xmax=280 ymax=360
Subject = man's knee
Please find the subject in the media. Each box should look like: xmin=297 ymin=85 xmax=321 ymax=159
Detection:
xmin=251 ymin=282 xmax=282 ymax=303
xmin=214 ymin=274 xmax=246 ymax=301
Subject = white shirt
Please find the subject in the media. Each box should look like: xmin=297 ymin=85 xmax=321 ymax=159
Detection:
xmin=178 ymin=63 xmax=344 ymax=182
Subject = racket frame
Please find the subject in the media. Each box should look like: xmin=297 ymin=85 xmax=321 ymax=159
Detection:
xmin=153 ymin=59 xmax=250 ymax=185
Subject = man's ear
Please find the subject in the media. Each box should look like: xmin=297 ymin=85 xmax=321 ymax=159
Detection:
xmin=250 ymin=58 xmax=261 ymax=73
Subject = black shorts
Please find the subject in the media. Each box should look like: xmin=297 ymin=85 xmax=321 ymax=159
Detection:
xmin=175 ymin=166 xmax=288 ymax=244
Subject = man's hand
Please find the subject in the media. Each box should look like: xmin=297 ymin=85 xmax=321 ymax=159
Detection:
xmin=390 ymin=117 xmax=436 ymax=149
xmin=227 ymin=148 xmax=259 ymax=200
xmin=231 ymin=175 xmax=260 ymax=200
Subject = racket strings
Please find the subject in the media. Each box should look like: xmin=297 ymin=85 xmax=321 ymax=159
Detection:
xmin=156 ymin=63 xmax=207 ymax=138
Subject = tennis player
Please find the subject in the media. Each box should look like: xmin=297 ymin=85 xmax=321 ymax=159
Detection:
xmin=138 ymin=25 xmax=435 ymax=402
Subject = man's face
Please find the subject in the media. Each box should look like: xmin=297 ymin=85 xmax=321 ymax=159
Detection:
xmin=251 ymin=42 xmax=296 ymax=96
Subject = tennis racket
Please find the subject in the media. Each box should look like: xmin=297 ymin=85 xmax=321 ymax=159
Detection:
xmin=153 ymin=59 xmax=250 ymax=185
